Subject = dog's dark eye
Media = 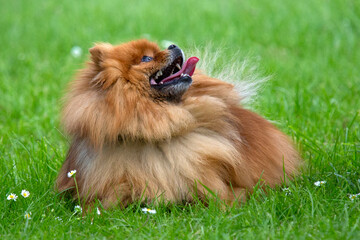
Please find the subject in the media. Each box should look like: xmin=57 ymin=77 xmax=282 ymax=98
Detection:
xmin=141 ymin=56 xmax=153 ymax=62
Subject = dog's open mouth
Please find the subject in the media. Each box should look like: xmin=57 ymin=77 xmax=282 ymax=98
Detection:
xmin=150 ymin=56 xmax=199 ymax=86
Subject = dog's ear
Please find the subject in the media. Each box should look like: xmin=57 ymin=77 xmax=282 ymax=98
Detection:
xmin=89 ymin=43 xmax=117 ymax=89
xmin=89 ymin=43 xmax=112 ymax=65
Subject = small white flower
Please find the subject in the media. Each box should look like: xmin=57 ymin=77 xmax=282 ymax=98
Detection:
xmin=67 ymin=170 xmax=77 ymax=178
xmin=24 ymin=212 xmax=31 ymax=219
xmin=141 ymin=208 xmax=156 ymax=214
xmin=349 ymin=193 xmax=360 ymax=201
xmin=314 ymin=181 xmax=326 ymax=187
xmin=96 ymin=207 xmax=101 ymax=215
xmin=282 ymin=187 xmax=292 ymax=196
xmin=74 ymin=205 xmax=82 ymax=213
xmin=71 ymin=46 xmax=82 ymax=58
xmin=55 ymin=216 xmax=63 ymax=222
xmin=21 ymin=190 xmax=30 ymax=198
xmin=7 ymin=193 xmax=18 ymax=201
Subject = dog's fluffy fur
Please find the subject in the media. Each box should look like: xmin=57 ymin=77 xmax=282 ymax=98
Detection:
xmin=56 ymin=39 xmax=300 ymax=208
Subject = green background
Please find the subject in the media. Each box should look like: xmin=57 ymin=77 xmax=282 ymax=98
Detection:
xmin=1 ymin=0 xmax=359 ymax=239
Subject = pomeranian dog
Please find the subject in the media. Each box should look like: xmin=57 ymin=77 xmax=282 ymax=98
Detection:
xmin=56 ymin=39 xmax=300 ymax=208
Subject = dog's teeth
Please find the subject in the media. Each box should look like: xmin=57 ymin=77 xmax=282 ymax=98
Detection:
xmin=176 ymin=64 xmax=181 ymax=70
xmin=180 ymin=73 xmax=190 ymax=77
xmin=155 ymin=71 xmax=163 ymax=79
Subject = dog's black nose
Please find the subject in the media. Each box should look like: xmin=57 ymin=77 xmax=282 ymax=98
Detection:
xmin=168 ymin=44 xmax=178 ymax=50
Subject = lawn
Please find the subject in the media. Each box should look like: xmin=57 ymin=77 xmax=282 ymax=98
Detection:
xmin=1 ymin=0 xmax=359 ymax=239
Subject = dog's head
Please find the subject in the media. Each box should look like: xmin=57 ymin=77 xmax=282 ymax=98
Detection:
xmin=88 ymin=39 xmax=198 ymax=102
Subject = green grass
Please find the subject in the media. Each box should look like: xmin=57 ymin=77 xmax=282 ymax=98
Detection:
xmin=1 ymin=0 xmax=360 ymax=239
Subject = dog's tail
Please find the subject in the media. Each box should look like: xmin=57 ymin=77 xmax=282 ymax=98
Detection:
xmin=188 ymin=45 xmax=269 ymax=106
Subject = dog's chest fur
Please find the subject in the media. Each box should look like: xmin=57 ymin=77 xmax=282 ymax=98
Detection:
xmin=74 ymin=129 xmax=239 ymax=206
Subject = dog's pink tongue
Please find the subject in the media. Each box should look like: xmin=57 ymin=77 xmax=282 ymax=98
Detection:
xmin=183 ymin=57 xmax=199 ymax=76
xmin=161 ymin=57 xmax=199 ymax=83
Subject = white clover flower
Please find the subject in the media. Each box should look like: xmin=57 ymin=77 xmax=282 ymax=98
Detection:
xmin=21 ymin=190 xmax=30 ymax=198
xmin=74 ymin=205 xmax=82 ymax=213
xmin=282 ymin=187 xmax=292 ymax=196
xmin=67 ymin=170 xmax=77 ymax=178
xmin=71 ymin=46 xmax=82 ymax=58
xmin=349 ymin=193 xmax=360 ymax=201
xmin=7 ymin=193 xmax=18 ymax=201
xmin=24 ymin=212 xmax=31 ymax=219
xmin=314 ymin=181 xmax=326 ymax=187
xmin=141 ymin=208 xmax=156 ymax=214
xmin=96 ymin=207 xmax=101 ymax=215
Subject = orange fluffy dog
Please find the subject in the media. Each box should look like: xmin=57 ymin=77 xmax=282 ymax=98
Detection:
xmin=56 ymin=39 xmax=300 ymax=208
